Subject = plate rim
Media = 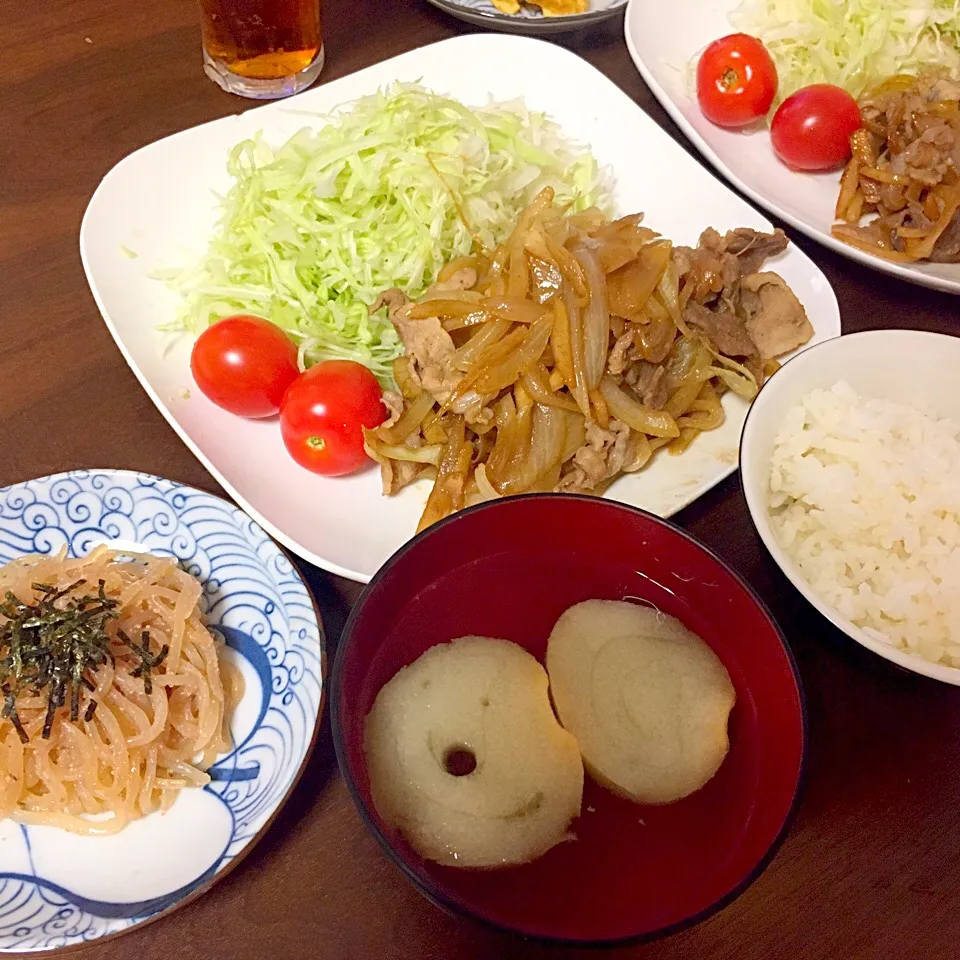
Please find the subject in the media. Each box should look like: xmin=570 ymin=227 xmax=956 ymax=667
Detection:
xmin=0 ymin=467 xmax=327 ymax=955
xmin=79 ymin=31 xmax=840 ymax=585
xmin=622 ymin=0 xmax=960 ymax=296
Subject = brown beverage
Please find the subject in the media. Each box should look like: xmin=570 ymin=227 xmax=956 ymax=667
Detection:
xmin=198 ymin=0 xmax=323 ymax=97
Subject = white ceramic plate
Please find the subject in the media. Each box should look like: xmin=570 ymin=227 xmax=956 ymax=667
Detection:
xmin=740 ymin=330 xmax=960 ymax=685
xmin=421 ymin=0 xmax=625 ymax=35
xmin=0 ymin=470 xmax=324 ymax=951
xmin=624 ymin=0 xmax=960 ymax=295
xmin=81 ymin=33 xmax=840 ymax=584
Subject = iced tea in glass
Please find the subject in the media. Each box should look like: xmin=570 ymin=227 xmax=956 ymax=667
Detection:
xmin=198 ymin=0 xmax=324 ymax=100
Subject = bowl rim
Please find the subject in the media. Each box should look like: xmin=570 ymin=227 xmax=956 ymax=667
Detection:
xmin=330 ymin=492 xmax=808 ymax=947
xmin=739 ymin=329 xmax=960 ymax=687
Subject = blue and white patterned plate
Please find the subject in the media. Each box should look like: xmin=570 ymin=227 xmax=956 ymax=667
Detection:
xmin=422 ymin=0 xmax=626 ymax=34
xmin=0 ymin=470 xmax=325 ymax=953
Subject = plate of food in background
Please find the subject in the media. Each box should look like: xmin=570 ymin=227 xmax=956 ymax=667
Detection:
xmin=625 ymin=0 xmax=960 ymax=293
xmin=81 ymin=33 xmax=840 ymax=585
xmin=0 ymin=470 xmax=324 ymax=952
xmin=421 ymin=0 xmax=626 ymax=35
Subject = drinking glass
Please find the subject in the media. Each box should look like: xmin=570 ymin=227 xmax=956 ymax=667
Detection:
xmin=198 ymin=0 xmax=324 ymax=100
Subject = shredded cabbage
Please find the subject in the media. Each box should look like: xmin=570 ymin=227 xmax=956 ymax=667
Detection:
xmin=729 ymin=0 xmax=960 ymax=100
xmin=163 ymin=84 xmax=610 ymax=383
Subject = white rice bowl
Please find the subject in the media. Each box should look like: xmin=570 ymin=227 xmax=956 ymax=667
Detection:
xmin=768 ymin=381 xmax=960 ymax=668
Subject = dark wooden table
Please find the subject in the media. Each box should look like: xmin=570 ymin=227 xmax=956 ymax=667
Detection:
xmin=3 ymin=0 xmax=960 ymax=957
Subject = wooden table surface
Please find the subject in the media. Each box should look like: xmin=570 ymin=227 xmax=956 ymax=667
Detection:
xmin=3 ymin=0 xmax=960 ymax=957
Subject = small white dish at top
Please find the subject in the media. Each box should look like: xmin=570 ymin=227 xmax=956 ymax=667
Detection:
xmin=422 ymin=0 xmax=626 ymax=34
xmin=740 ymin=329 xmax=960 ymax=685
xmin=81 ymin=33 xmax=840 ymax=584
xmin=624 ymin=0 xmax=960 ymax=295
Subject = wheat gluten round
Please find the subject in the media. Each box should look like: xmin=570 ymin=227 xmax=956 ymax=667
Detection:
xmin=546 ymin=600 xmax=735 ymax=805
xmin=364 ymin=636 xmax=584 ymax=868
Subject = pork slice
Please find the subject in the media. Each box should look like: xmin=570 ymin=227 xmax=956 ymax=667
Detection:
xmin=380 ymin=390 xmax=404 ymax=429
xmin=682 ymin=300 xmax=758 ymax=358
xmin=629 ymin=362 xmax=668 ymax=410
xmin=364 ymin=425 xmax=428 ymax=496
xmin=932 ymin=77 xmax=960 ymax=102
xmin=901 ymin=125 xmax=954 ymax=185
xmin=607 ymin=330 xmax=634 ymax=377
xmin=558 ymin=419 xmax=631 ymax=493
xmin=370 ymin=287 xmax=410 ymax=324
xmin=720 ymin=227 xmax=789 ymax=275
xmin=739 ymin=273 xmax=814 ymax=360
xmin=376 ymin=293 xmax=458 ymax=398
xmin=930 ymin=211 xmax=960 ymax=264
xmin=672 ymin=244 xmax=726 ymax=301
xmin=421 ymin=267 xmax=478 ymax=298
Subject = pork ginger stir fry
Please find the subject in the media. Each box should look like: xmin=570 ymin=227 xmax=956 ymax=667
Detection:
xmin=364 ymin=189 xmax=813 ymax=532
xmin=834 ymin=73 xmax=960 ymax=263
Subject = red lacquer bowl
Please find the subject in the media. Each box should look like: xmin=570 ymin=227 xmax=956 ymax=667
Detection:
xmin=331 ymin=495 xmax=805 ymax=945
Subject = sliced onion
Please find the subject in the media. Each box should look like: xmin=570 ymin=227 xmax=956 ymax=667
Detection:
xmin=480 ymin=297 xmax=550 ymax=325
xmin=572 ymin=242 xmax=610 ymax=392
xmin=656 ymin=261 xmax=691 ymax=339
xmin=495 ymin=403 xmax=569 ymax=495
xmin=700 ymin=340 xmax=759 ymax=400
xmin=378 ymin=391 xmax=436 ymax=445
xmin=363 ymin=431 xmax=443 ymax=464
xmin=473 ymin=463 xmax=501 ymax=501
xmin=563 ymin=286 xmax=591 ymax=417
xmin=474 ymin=315 xmax=553 ymax=396
xmin=451 ymin=319 xmax=512 ymax=371
xmin=416 ymin=416 xmax=470 ymax=532
xmin=559 ymin=411 xmax=587 ymax=463
xmin=528 ymin=255 xmax=563 ymax=305
xmin=520 ymin=366 xmax=581 ymax=413
xmin=407 ymin=298 xmax=483 ymax=318
xmin=599 ymin=376 xmax=679 ymax=438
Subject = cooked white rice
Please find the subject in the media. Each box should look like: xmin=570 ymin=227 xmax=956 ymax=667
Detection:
xmin=768 ymin=381 xmax=960 ymax=668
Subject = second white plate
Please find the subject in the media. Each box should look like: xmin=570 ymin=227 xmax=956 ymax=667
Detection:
xmin=624 ymin=0 xmax=960 ymax=295
xmin=81 ymin=34 xmax=840 ymax=584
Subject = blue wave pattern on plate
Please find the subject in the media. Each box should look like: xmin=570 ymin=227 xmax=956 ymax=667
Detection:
xmin=0 ymin=470 xmax=323 ymax=952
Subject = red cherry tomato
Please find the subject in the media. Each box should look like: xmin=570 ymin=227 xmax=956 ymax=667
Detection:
xmin=697 ymin=34 xmax=778 ymax=129
xmin=279 ymin=360 xmax=386 ymax=477
xmin=770 ymin=84 xmax=862 ymax=171
xmin=190 ymin=315 xmax=299 ymax=418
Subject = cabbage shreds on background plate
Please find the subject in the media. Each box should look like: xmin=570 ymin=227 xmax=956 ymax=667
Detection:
xmin=163 ymin=84 xmax=610 ymax=384
xmin=729 ymin=0 xmax=960 ymax=101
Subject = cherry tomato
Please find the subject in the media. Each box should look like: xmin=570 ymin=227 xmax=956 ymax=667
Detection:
xmin=190 ymin=315 xmax=299 ymax=418
xmin=697 ymin=34 xmax=778 ymax=129
xmin=770 ymin=84 xmax=862 ymax=172
xmin=279 ymin=360 xmax=386 ymax=477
